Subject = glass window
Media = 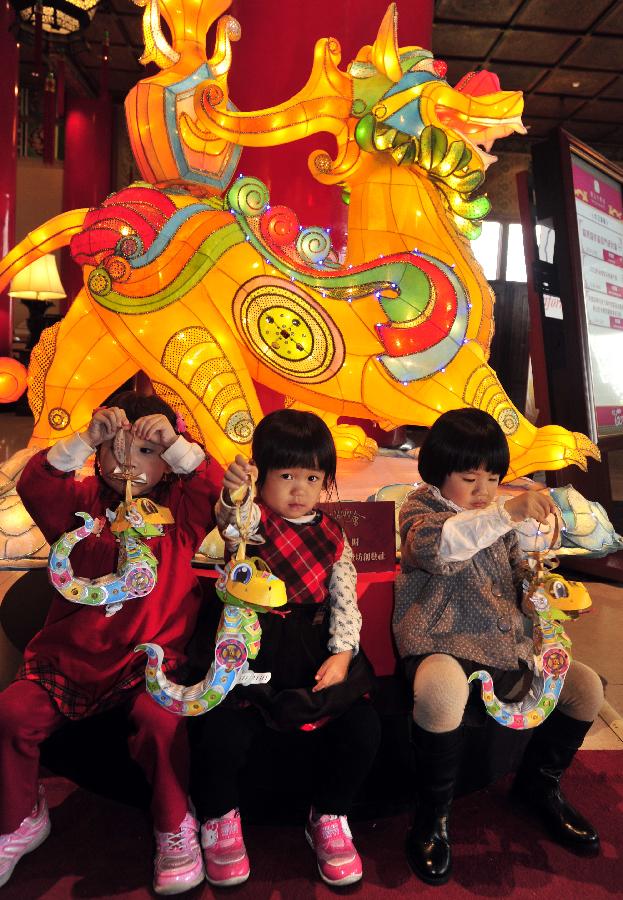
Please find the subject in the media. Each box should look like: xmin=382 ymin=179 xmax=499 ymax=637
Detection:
xmin=505 ymin=223 xmax=528 ymax=282
xmin=471 ymin=220 xmax=501 ymax=280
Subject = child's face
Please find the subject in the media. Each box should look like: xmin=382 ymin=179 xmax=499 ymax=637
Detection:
xmin=440 ymin=467 xmax=500 ymax=510
xmin=98 ymin=434 xmax=169 ymax=496
xmin=260 ymin=467 xmax=325 ymax=518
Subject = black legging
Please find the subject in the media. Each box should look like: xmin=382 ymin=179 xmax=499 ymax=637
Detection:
xmin=190 ymin=699 xmax=381 ymax=820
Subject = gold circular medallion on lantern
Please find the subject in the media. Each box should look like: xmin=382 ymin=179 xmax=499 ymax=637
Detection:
xmin=234 ymin=279 xmax=345 ymax=383
xmin=258 ymin=307 xmax=313 ymax=362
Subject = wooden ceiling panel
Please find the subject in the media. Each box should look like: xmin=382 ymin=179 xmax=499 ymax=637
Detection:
xmin=565 ymin=120 xmax=620 ymax=141
xmin=522 ymin=117 xmax=561 ymax=137
xmin=435 ymin=0 xmax=523 ymax=25
xmin=515 ymin=0 xmax=612 ymax=31
xmin=602 ymin=77 xmax=623 ymax=99
xmin=565 ymin=36 xmax=623 ymax=70
xmin=432 ymin=23 xmax=500 ymax=58
xmin=597 ymin=4 xmax=623 ymax=34
xmin=491 ymin=29 xmax=578 ymax=64
xmin=524 ymin=94 xmax=585 ymax=118
xmin=537 ymin=68 xmax=616 ymax=97
xmin=480 ymin=61 xmax=544 ymax=92
xmin=572 ymin=98 xmax=623 ymax=122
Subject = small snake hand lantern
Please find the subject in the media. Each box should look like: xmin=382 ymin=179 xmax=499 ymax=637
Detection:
xmin=468 ymin=519 xmax=573 ymax=730
xmin=136 ymin=472 xmax=288 ymax=715
xmin=47 ymin=429 xmax=170 ymax=616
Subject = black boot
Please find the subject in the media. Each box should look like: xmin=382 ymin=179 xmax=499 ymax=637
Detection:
xmin=511 ymin=709 xmax=600 ymax=855
xmin=405 ymin=723 xmax=463 ymax=886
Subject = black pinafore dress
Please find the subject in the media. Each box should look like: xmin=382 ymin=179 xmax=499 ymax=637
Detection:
xmin=225 ymin=504 xmax=376 ymax=730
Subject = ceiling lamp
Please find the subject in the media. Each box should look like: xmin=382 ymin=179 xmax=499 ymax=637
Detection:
xmin=12 ymin=0 xmax=100 ymax=36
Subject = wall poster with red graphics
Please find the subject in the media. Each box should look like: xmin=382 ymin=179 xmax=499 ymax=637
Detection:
xmin=572 ymin=154 xmax=623 ymax=436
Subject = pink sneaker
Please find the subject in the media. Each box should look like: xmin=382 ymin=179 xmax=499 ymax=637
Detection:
xmin=0 ymin=785 xmax=51 ymax=888
xmin=201 ymin=809 xmax=250 ymax=887
xmin=153 ymin=811 xmax=204 ymax=895
xmin=305 ymin=811 xmax=363 ymax=887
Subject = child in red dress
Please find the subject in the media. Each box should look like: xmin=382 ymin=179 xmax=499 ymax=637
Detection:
xmin=0 ymin=391 xmax=222 ymax=895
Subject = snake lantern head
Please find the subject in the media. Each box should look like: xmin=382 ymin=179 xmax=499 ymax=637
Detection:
xmin=215 ymin=556 xmax=287 ymax=613
xmin=541 ymin=573 xmax=592 ymax=616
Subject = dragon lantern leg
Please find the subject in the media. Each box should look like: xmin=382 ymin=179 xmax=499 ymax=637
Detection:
xmin=48 ymin=512 xmax=158 ymax=609
xmin=287 ymin=403 xmax=378 ymax=461
xmin=135 ymin=604 xmax=269 ymax=715
xmin=28 ymin=290 xmax=139 ymax=448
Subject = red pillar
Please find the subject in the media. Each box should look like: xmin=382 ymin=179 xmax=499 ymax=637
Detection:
xmin=226 ymin=0 xmax=433 ymax=438
xmin=0 ymin=0 xmax=18 ymax=355
xmin=60 ymin=92 xmax=113 ymax=311
xmin=227 ymin=0 xmax=433 ymax=253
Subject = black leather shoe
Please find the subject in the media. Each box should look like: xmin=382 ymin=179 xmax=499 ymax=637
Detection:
xmin=405 ymin=808 xmax=452 ymax=885
xmin=530 ymin=786 xmax=600 ymax=855
xmin=512 ymin=779 xmax=600 ymax=856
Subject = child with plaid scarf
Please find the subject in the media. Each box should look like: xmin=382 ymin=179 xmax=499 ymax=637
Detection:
xmin=190 ymin=409 xmax=380 ymax=889
xmin=0 ymin=391 xmax=223 ymax=895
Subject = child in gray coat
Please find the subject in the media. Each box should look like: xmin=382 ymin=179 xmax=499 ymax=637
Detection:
xmin=393 ymin=409 xmax=604 ymax=885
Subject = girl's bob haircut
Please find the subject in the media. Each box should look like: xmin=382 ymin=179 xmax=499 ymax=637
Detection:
xmin=252 ymin=409 xmax=337 ymax=493
xmin=417 ymin=408 xmax=510 ymax=487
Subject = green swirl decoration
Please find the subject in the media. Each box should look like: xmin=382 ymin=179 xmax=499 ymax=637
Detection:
xmin=227 ymin=177 xmax=270 ymax=217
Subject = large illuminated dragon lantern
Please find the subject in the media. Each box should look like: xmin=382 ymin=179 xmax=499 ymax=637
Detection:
xmin=0 ymin=1 xmax=598 ymax=478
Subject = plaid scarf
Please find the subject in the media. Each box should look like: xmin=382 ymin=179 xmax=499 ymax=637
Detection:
xmin=256 ymin=504 xmax=343 ymax=605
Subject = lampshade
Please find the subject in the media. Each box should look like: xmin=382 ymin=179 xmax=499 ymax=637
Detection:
xmin=12 ymin=0 xmax=100 ymax=35
xmin=9 ymin=254 xmax=66 ymax=301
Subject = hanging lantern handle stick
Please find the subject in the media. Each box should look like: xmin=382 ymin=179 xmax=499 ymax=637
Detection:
xmin=527 ymin=513 xmax=560 ymax=597
xmin=230 ymin=469 xmax=257 ymax=562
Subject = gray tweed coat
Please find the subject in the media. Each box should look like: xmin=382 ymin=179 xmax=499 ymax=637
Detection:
xmin=392 ymin=486 xmax=534 ymax=670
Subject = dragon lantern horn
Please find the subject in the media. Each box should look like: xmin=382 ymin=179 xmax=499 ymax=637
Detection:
xmin=369 ymin=3 xmax=402 ymax=83
xmin=191 ymin=36 xmax=352 ymax=147
xmin=134 ymin=0 xmax=233 ymax=70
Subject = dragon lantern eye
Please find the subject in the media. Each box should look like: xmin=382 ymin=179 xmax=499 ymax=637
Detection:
xmin=231 ymin=563 xmax=253 ymax=584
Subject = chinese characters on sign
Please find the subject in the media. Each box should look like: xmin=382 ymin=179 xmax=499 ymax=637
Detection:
xmin=572 ymin=154 xmax=623 ymax=435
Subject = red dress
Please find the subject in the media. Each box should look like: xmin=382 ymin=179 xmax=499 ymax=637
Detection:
xmin=16 ymin=450 xmax=223 ymax=719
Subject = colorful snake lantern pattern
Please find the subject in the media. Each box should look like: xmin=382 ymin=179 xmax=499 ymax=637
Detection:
xmin=47 ymin=430 xmax=168 ymax=614
xmin=468 ymin=557 xmax=572 ymax=729
xmin=48 ymin=510 xmax=159 ymax=616
xmin=136 ymin=483 xmax=288 ymax=715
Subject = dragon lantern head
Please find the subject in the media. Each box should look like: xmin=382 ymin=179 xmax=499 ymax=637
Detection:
xmin=191 ymin=3 xmax=526 ymax=238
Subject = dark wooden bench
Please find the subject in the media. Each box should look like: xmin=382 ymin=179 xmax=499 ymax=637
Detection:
xmin=1 ymin=567 xmax=531 ymax=822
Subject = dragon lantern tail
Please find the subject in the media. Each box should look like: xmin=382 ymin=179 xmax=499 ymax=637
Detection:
xmin=0 ymin=209 xmax=89 ymax=295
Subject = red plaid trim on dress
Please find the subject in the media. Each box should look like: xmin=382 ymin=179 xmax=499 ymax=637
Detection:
xmin=257 ymin=504 xmax=344 ymax=605
xmin=14 ymin=658 xmax=170 ymax=720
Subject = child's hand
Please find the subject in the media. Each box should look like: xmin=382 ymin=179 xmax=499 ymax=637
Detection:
xmin=83 ymin=407 xmax=130 ymax=447
xmin=312 ymin=650 xmax=352 ymax=692
xmin=223 ymin=454 xmax=258 ymax=502
xmin=504 ymin=490 xmax=558 ymax=524
xmin=132 ymin=414 xmax=177 ymax=449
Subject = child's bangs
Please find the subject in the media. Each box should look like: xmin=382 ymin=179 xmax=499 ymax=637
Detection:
xmin=449 ymin=439 xmax=508 ymax=478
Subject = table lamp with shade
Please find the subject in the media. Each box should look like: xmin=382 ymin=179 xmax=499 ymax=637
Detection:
xmin=8 ymin=254 xmax=66 ymax=349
